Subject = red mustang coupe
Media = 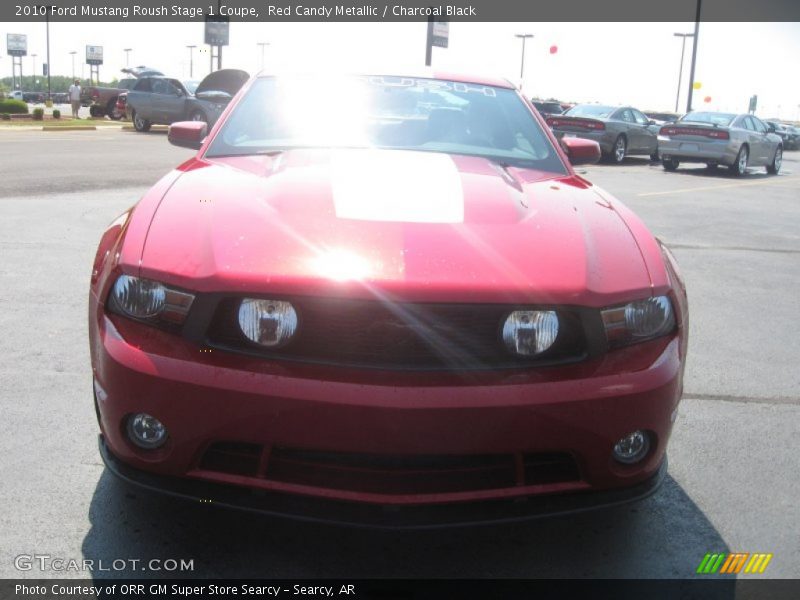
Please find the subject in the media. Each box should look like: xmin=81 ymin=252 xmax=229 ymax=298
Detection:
xmin=89 ymin=72 xmax=688 ymax=527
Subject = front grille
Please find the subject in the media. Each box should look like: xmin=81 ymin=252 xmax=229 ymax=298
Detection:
xmin=206 ymin=297 xmax=587 ymax=370
xmin=197 ymin=442 xmax=581 ymax=496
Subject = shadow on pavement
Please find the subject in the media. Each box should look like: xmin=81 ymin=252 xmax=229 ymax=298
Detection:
xmin=82 ymin=468 xmax=734 ymax=585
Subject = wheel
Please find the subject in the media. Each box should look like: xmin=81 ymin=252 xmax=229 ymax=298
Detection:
xmin=189 ymin=109 xmax=208 ymax=124
xmin=611 ymin=135 xmax=627 ymax=163
xmin=662 ymin=158 xmax=679 ymax=171
xmin=106 ymin=98 xmax=123 ymax=120
xmin=132 ymin=110 xmax=151 ymax=132
xmin=730 ymin=145 xmax=748 ymax=176
xmin=650 ymin=150 xmax=660 ymax=162
xmin=89 ymin=105 xmax=104 ymax=118
xmin=767 ymin=146 xmax=782 ymax=175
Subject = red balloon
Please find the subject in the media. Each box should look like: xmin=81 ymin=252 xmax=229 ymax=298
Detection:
xmin=704 ymin=96 xmax=712 ymax=103
xmin=549 ymin=45 xmax=558 ymax=54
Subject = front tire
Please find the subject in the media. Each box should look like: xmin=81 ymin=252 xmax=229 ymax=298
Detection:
xmin=767 ymin=146 xmax=782 ymax=175
xmin=662 ymin=158 xmax=679 ymax=171
xmin=189 ymin=109 xmax=208 ymax=124
xmin=132 ymin=110 xmax=151 ymax=132
xmin=731 ymin=145 xmax=748 ymax=176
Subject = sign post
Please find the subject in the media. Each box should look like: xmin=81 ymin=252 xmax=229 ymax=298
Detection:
xmin=85 ymin=45 xmax=103 ymax=85
xmin=748 ymin=95 xmax=758 ymax=114
xmin=7 ymin=33 xmax=27 ymax=91
xmin=205 ymin=18 xmax=229 ymax=72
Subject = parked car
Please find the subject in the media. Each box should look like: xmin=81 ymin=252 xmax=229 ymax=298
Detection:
xmin=126 ymin=69 xmax=248 ymax=132
xmin=7 ymin=90 xmax=23 ymax=101
xmin=659 ymin=111 xmax=783 ymax=175
xmin=547 ymin=104 xmax=660 ymax=163
xmin=644 ymin=111 xmax=682 ymax=126
xmin=531 ymin=100 xmax=564 ymax=117
xmin=22 ymin=91 xmax=45 ymax=103
xmin=765 ymin=121 xmax=795 ymax=150
xmin=82 ymin=66 xmax=163 ymax=119
xmin=783 ymin=125 xmax=800 ymax=150
xmin=51 ymin=92 xmax=69 ymax=104
xmin=90 ymin=72 xmax=688 ymax=527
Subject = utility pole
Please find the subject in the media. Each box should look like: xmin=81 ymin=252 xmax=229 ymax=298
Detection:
xmin=257 ymin=42 xmax=270 ymax=70
xmin=69 ymin=51 xmax=76 ymax=79
xmin=123 ymin=48 xmax=132 ymax=67
xmin=46 ymin=11 xmax=51 ymax=100
xmin=686 ymin=0 xmax=702 ymax=113
xmin=673 ymin=33 xmax=694 ymax=113
xmin=514 ymin=34 xmax=534 ymax=90
xmin=31 ymin=54 xmax=37 ymax=91
xmin=186 ymin=45 xmax=196 ymax=77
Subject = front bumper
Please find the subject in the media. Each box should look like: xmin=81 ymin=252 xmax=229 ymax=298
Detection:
xmin=91 ymin=303 xmax=684 ymax=525
xmin=99 ymin=435 xmax=667 ymax=528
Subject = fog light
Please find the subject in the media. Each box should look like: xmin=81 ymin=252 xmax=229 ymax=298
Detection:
xmin=612 ymin=430 xmax=650 ymax=464
xmin=127 ymin=413 xmax=168 ymax=449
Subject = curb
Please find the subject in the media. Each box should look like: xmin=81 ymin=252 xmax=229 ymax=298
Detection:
xmin=121 ymin=125 xmax=169 ymax=131
xmin=42 ymin=125 xmax=98 ymax=131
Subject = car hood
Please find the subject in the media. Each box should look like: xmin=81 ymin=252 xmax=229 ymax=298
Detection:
xmin=139 ymin=149 xmax=652 ymax=306
xmin=195 ymin=69 xmax=249 ymax=97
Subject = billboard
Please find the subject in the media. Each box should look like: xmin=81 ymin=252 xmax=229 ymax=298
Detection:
xmin=204 ymin=18 xmax=230 ymax=46
xmin=86 ymin=45 xmax=103 ymax=65
xmin=7 ymin=33 xmax=27 ymax=57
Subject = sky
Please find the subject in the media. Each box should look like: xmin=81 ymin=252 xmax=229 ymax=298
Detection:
xmin=3 ymin=21 xmax=800 ymax=119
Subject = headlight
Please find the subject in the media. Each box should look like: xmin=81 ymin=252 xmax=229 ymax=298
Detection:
xmin=108 ymin=274 xmax=194 ymax=324
xmin=111 ymin=275 xmax=166 ymax=318
xmin=502 ymin=310 xmax=559 ymax=356
xmin=238 ymin=299 xmax=298 ymax=347
xmin=602 ymin=296 xmax=675 ymax=348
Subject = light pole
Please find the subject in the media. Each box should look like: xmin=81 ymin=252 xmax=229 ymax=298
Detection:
xmin=186 ymin=45 xmax=196 ymax=77
xmin=673 ymin=33 xmax=694 ymax=113
xmin=31 ymin=54 xmax=37 ymax=91
xmin=257 ymin=42 xmax=270 ymax=71
xmin=69 ymin=51 xmax=77 ymax=79
xmin=686 ymin=0 xmax=702 ymax=113
xmin=123 ymin=48 xmax=132 ymax=67
xmin=514 ymin=34 xmax=534 ymax=90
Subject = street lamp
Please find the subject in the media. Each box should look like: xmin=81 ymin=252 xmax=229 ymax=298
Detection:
xmin=123 ymin=48 xmax=132 ymax=67
xmin=186 ymin=45 xmax=196 ymax=77
xmin=69 ymin=51 xmax=77 ymax=79
xmin=514 ymin=34 xmax=534 ymax=90
xmin=673 ymin=33 xmax=694 ymax=113
xmin=31 ymin=54 xmax=37 ymax=91
xmin=257 ymin=42 xmax=270 ymax=71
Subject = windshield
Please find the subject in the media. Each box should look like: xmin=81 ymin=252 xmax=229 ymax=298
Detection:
xmin=206 ymin=75 xmax=567 ymax=173
xmin=680 ymin=112 xmax=736 ymax=126
xmin=565 ymin=105 xmax=615 ymax=119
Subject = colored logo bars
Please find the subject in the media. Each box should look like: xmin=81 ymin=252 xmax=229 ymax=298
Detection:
xmin=696 ymin=553 xmax=773 ymax=575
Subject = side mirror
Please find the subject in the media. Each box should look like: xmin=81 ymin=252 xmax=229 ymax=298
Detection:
xmin=561 ymin=136 xmax=601 ymax=166
xmin=168 ymin=121 xmax=207 ymax=150
xmin=767 ymin=123 xmax=776 ymax=133
xmin=648 ymin=120 xmax=657 ymax=126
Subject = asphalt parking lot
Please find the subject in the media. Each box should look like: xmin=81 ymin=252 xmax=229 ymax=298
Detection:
xmin=0 ymin=128 xmax=798 ymax=581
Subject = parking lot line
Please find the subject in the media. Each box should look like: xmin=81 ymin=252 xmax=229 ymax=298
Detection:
xmin=637 ymin=175 xmax=797 ymax=197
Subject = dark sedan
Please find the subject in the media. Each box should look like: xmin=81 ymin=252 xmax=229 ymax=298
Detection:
xmin=126 ymin=69 xmax=248 ymax=132
xmin=547 ymin=105 xmax=660 ymax=163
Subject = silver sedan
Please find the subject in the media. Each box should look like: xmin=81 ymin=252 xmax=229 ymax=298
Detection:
xmin=546 ymin=104 xmax=660 ymax=163
xmin=658 ymin=112 xmax=783 ymax=176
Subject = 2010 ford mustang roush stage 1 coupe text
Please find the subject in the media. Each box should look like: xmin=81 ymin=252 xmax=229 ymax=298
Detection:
xmin=89 ymin=72 xmax=688 ymax=527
